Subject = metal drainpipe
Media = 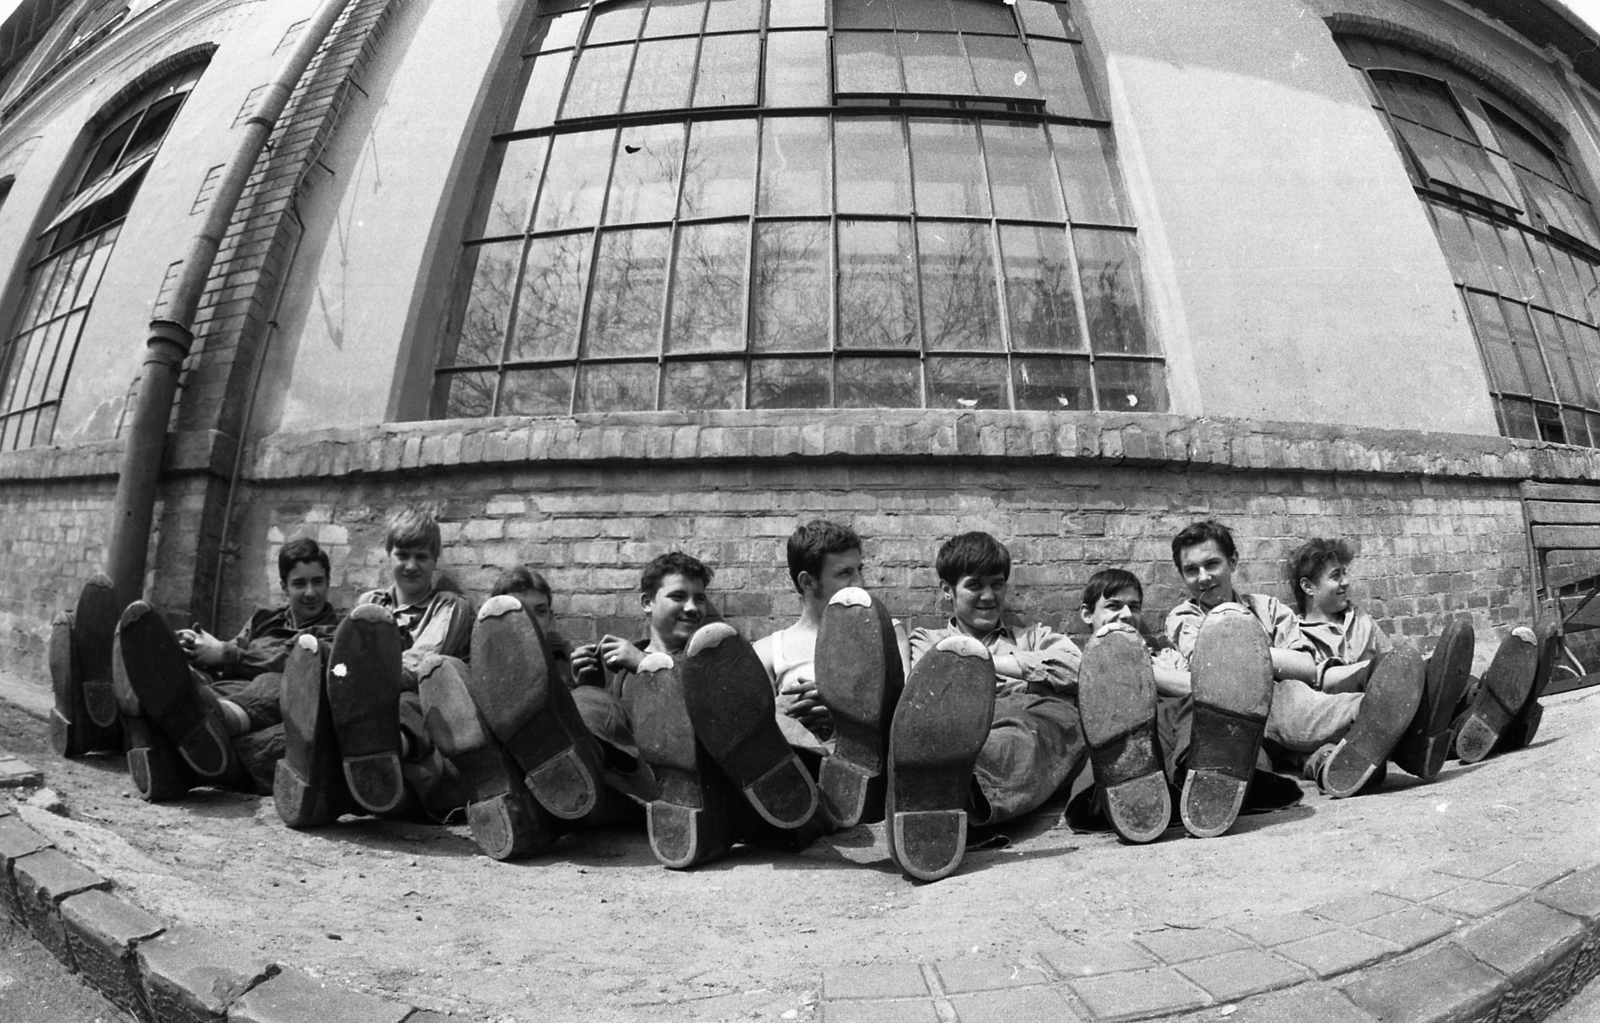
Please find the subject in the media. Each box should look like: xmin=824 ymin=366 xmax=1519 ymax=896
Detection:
xmin=101 ymin=0 xmax=355 ymax=614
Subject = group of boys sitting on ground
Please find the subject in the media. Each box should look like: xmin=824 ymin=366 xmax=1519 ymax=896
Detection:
xmin=49 ymin=509 xmax=1554 ymax=882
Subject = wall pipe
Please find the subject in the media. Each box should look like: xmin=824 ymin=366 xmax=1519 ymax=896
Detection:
xmin=101 ymin=0 xmax=355 ymax=614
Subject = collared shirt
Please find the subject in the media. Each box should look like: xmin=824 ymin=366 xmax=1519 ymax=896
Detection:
xmin=1165 ymin=590 xmax=1312 ymax=660
xmin=1296 ymin=604 xmax=1391 ymax=664
xmin=908 ymin=618 xmax=1082 ymax=696
xmin=213 ymin=602 xmax=343 ymax=680
xmin=357 ymin=586 xmax=474 ymax=661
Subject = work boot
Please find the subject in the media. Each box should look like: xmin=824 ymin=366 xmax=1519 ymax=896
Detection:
xmin=112 ymin=629 xmax=191 ymax=803
xmin=116 ymin=602 xmax=236 ymax=780
xmin=629 ymin=652 xmax=737 ymax=869
xmin=49 ymin=575 xmax=123 ymax=756
xmin=1079 ymin=624 xmax=1169 ymax=844
xmin=1455 ymin=627 xmax=1540 ymax=764
xmin=1392 ymin=621 xmax=1473 ymax=780
xmin=1181 ymin=604 xmax=1273 ymax=838
xmin=814 ymin=587 xmax=903 ymax=827
xmin=275 ymin=633 xmax=354 ymax=828
xmin=1319 ymin=648 xmax=1424 ymax=798
xmin=325 ymin=605 xmax=405 ymax=814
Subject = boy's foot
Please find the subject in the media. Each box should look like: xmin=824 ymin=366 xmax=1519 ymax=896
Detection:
xmin=814 ymin=587 xmax=904 ymax=827
xmin=467 ymin=596 xmax=601 ymax=820
xmin=683 ymin=623 xmax=818 ymax=829
xmin=112 ymin=630 xmax=191 ymax=803
xmin=1181 ymin=604 xmax=1273 ymax=839
xmin=1495 ymin=622 xmax=1560 ymax=753
xmin=116 ymin=602 xmax=236 ymax=779
xmin=1455 ymin=626 xmax=1540 ymax=764
xmin=885 ymin=635 xmax=995 ymax=882
xmin=325 ymin=605 xmax=406 ymax=814
xmin=1079 ymin=625 xmax=1169 ymax=844
xmin=1392 ymin=621 xmax=1473 ymax=780
xmin=419 ymin=653 xmax=557 ymax=860
xmin=49 ymin=575 xmax=122 ymax=756
xmin=628 ymin=653 xmax=736 ymax=869
xmin=1319 ymin=648 xmax=1424 ymax=798
xmin=274 ymin=634 xmax=353 ymax=828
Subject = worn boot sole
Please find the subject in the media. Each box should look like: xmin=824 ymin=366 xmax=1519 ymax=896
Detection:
xmin=627 ymin=654 xmax=734 ymax=870
xmin=814 ymin=588 xmax=903 ymax=828
xmin=886 ymin=636 xmax=995 ymax=882
xmin=274 ymin=633 xmax=352 ymax=828
xmin=1496 ymin=622 xmax=1560 ymax=754
xmin=1322 ymin=648 xmax=1425 ymax=798
xmin=111 ymin=630 xmax=190 ymax=802
xmin=468 ymin=597 xmax=600 ymax=821
xmin=49 ymin=610 xmax=99 ymax=758
xmin=1181 ymin=606 xmax=1273 ymax=839
xmin=1393 ymin=620 xmax=1473 ymax=780
xmin=683 ymin=623 xmax=818 ymax=830
xmin=1080 ymin=628 xmax=1169 ymax=844
xmin=51 ymin=574 xmax=124 ymax=756
xmin=1456 ymin=628 xmax=1540 ymax=764
xmin=116 ymin=602 xmax=234 ymax=779
xmin=326 ymin=605 xmax=405 ymax=814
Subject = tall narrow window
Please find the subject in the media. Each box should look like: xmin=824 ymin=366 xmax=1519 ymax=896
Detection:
xmin=433 ymin=0 xmax=1162 ymax=415
xmin=0 ymin=64 xmax=202 ymax=451
xmin=1340 ymin=37 xmax=1600 ymax=448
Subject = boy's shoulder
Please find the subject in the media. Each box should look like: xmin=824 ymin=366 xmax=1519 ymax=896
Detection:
xmin=1013 ymin=620 xmax=1079 ymax=653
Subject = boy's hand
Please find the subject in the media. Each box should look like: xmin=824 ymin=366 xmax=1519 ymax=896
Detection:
xmin=598 ymin=635 xmax=645 ymax=673
xmin=178 ymin=627 xmax=227 ymax=667
xmin=1010 ymin=647 xmax=1080 ymax=682
xmin=778 ymin=680 xmax=831 ymax=730
xmin=1093 ymin=621 xmax=1140 ymax=640
xmin=570 ymin=643 xmax=604 ymax=686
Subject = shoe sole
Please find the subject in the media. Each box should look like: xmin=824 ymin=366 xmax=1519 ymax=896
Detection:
xmin=814 ymin=588 xmax=903 ymax=828
xmin=1080 ymin=628 xmax=1169 ymax=844
xmin=886 ymin=635 xmax=995 ymax=882
xmin=1181 ymin=608 xmax=1272 ymax=839
xmin=1393 ymin=620 xmax=1473 ymax=780
xmin=468 ymin=597 xmax=599 ymax=821
xmin=1456 ymin=629 xmax=1539 ymax=764
xmin=1322 ymin=648 xmax=1425 ymax=798
xmin=326 ymin=605 xmax=405 ymax=814
xmin=1498 ymin=622 xmax=1560 ymax=753
xmin=683 ymin=623 xmax=818 ymax=830
xmin=75 ymin=575 xmax=123 ymax=731
xmin=627 ymin=654 xmax=735 ymax=869
xmin=49 ymin=610 xmax=98 ymax=758
xmin=275 ymin=634 xmax=350 ymax=828
xmin=116 ymin=603 xmax=233 ymax=779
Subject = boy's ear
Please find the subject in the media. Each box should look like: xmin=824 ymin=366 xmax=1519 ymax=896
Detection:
xmin=938 ymin=579 xmax=954 ymax=603
xmin=1297 ymin=575 xmax=1314 ymax=596
xmin=796 ymin=570 xmax=818 ymax=598
xmin=1079 ymin=604 xmax=1094 ymax=625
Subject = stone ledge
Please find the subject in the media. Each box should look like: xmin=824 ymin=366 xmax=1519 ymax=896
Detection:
xmin=0 ymin=429 xmax=238 ymax=485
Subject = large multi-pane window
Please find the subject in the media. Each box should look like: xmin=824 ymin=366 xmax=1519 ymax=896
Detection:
xmin=0 ymin=64 xmax=201 ymax=451
xmin=434 ymin=0 xmax=1162 ymax=416
xmin=1341 ymin=37 xmax=1600 ymax=448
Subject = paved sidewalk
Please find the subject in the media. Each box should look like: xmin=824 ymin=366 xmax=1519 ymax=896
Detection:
xmin=0 ymin=665 xmax=1596 ymax=1023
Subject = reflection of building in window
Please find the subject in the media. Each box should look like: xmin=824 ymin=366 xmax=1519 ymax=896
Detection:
xmin=3 ymin=0 xmax=131 ymax=117
xmin=1341 ymin=36 xmax=1600 ymax=449
xmin=0 ymin=63 xmax=201 ymax=451
xmin=434 ymin=0 xmax=1164 ymax=415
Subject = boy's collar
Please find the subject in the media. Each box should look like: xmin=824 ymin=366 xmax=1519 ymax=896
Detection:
xmin=947 ymin=616 xmax=1013 ymax=643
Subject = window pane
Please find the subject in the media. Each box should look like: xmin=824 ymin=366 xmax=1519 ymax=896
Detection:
xmin=896 ymin=0 xmax=953 ymax=32
xmin=509 ymin=233 xmax=592 ymax=362
xmin=752 ymin=220 xmax=830 ymax=351
xmin=605 ymin=122 xmax=685 ymax=225
xmin=535 ymin=129 xmax=614 ymax=231
xmin=758 ymin=116 xmax=830 ymax=216
xmin=836 ymin=356 xmax=920 ymax=407
xmin=1016 ymin=0 xmax=1077 ymax=40
xmin=585 ymin=227 xmax=671 ymax=356
xmin=834 ymin=32 xmax=902 ymax=93
xmin=577 ymin=361 xmax=657 ymax=411
xmin=1074 ymin=228 xmax=1149 ymax=354
xmin=965 ymin=35 xmax=1040 ymax=100
xmin=1499 ymin=226 xmax=1543 ymax=305
xmin=1562 ymin=408 xmax=1590 ymax=446
xmin=900 ymin=33 xmax=974 ymax=95
xmin=1000 ymin=224 xmax=1081 ymax=351
xmin=838 ymin=219 xmax=918 ymax=350
xmin=983 ymin=121 xmax=1063 ymax=221
xmin=764 ymin=30 xmax=829 ymax=107
xmin=1500 ymin=397 xmax=1539 ymax=439
xmin=586 ymin=0 xmax=645 ymax=45
xmin=667 ymin=221 xmax=749 ymax=353
xmin=705 ymin=0 xmax=761 ymax=32
xmin=1095 ymin=359 xmax=1167 ymax=412
xmin=626 ymin=38 xmax=698 ymax=112
xmin=562 ymin=43 xmax=632 ymax=119
xmin=1552 ymin=248 xmax=1593 ymax=321
xmin=1427 ymin=204 xmax=1492 ymax=291
xmin=835 ymin=0 xmax=893 ymax=30
xmin=509 ymin=52 xmax=572 ymax=132
xmin=1533 ymin=309 xmax=1583 ymax=405
xmin=949 ymin=0 xmax=1016 ymax=34
xmin=751 ymin=357 xmax=830 ymax=407
xmin=769 ymin=0 xmax=826 ymax=29
xmin=680 ymin=119 xmax=758 ymax=218
xmin=1013 ymin=355 xmax=1091 ymax=410
xmin=480 ymin=138 xmax=547 ymax=239
xmin=443 ymin=371 xmax=496 ymax=418
xmin=1031 ymin=39 xmax=1098 ymax=118
xmin=532 ymin=10 xmax=586 ymax=52
xmin=1464 ymin=290 xmax=1525 ymax=394
xmin=452 ymin=241 xmax=523 ymax=366
xmin=694 ymin=34 xmax=760 ymax=107
xmin=836 ymin=116 xmax=910 ymax=213
xmin=500 ymin=366 xmax=575 ymax=415
xmin=643 ymin=0 xmax=705 ymax=37
xmin=918 ymin=221 xmax=1001 ymax=350
xmin=909 ymin=118 xmax=989 ymax=217
xmin=1502 ymin=300 xmax=1554 ymax=400
xmin=1560 ymin=316 xmax=1600 ymax=405
xmin=663 ymin=359 xmax=744 ymax=409
xmin=928 ymin=356 xmax=1007 ymax=408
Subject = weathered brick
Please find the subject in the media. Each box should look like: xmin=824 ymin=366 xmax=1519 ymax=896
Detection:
xmin=226 ymin=968 xmax=412 ymax=1023
xmin=60 ymin=890 xmax=164 ymax=1021
xmin=136 ymin=925 xmax=276 ymax=1023
xmin=1341 ymin=944 xmax=1507 ymax=1023
xmin=12 ymin=848 xmax=109 ymax=966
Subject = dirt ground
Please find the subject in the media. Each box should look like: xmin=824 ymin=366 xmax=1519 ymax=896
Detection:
xmin=1 ymin=684 xmax=1596 ymax=1023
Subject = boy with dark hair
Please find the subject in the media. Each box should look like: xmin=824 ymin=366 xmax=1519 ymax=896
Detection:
xmin=490 ymin=565 xmax=574 ymax=688
xmin=112 ymin=537 xmax=344 ymax=801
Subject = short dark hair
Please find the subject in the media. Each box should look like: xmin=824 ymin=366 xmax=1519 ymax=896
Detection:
xmin=1171 ymin=519 xmax=1237 ymax=569
xmin=491 ymin=565 xmax=552 ymax=601
xmin=786 ymin=520 xmax=861 ymax=594
xmin=1080 ymin=568 xmax=1143 ymax=613
xmin=385 ymin=506 xmax=441 ymax=556
xmin=1286 ymin=538 xmax=1354 ymax=612
xmin=640 ymin=551 xmax=713 ymax=598
xmin=278 ymin=537 xmax=330 ymax=586
xmin=934 ymin=531 xmax=1010 ymax=586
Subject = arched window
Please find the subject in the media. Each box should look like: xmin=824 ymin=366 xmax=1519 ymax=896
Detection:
xmin=0 ymin=62 xmax=201 ymax=451
xmin=1340 ymin=36 xmax=1600 ymax=448
xmin=433 ymin=0 xmax=1163 ymax=416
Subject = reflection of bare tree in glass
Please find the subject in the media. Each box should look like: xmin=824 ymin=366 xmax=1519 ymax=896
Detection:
xmin=753 ymin=222 xmax=829 ymax=351
xmin=669 ymin=222 xmax=746 ymax=351
xmin=1006 ymin=236 xmax=1080 ymax=350
xmin=921 ymin=223 xmax=1000 ymax=350
xmin=457 ymin=245 xmax=520 ymax=366
xmin=1081 ymin=248 xmax=1147 ymax=354
xmin=446 ymin=372 xmax=495 ymax=417
xmin=586 ymin=228 xmax=670 ymax=357
xmin=751 ymin=359 xmax=830 ymax=408
xmin=512 ymin=234 xmax=589 ymax=362
xmin=839 ymin=221 xmax=917 ymax=349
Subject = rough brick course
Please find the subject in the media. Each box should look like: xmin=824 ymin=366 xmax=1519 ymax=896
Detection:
xmin=12 ymin=848 xmax=110 ymax=966
xmin=136 ymin=924 xmax=276 ymax=1023
xmin=59 ymin=889 xmax=164 ymax=1021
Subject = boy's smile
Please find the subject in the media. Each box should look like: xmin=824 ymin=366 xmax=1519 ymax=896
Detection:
xmin=1178 ymin=539 xmax=1236 ymax=611
xmin=282 ymin=561 xmax=330 ymax=626
xmin=390 ymin=544 xmax=437 ymax=603
xmin=645 ymin=572 xmax=708 ymax=651
xmin=1304 ymin=564 xmax=1351 ymax=618
xmin=944 ymin=571 xmax=1008 ymax=636
xmin=1083 ymin=586 xmax=1142 ymax=632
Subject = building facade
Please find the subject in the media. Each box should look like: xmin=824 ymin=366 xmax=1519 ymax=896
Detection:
xmin=1 ymin=0 xmax=1598 ymax=681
